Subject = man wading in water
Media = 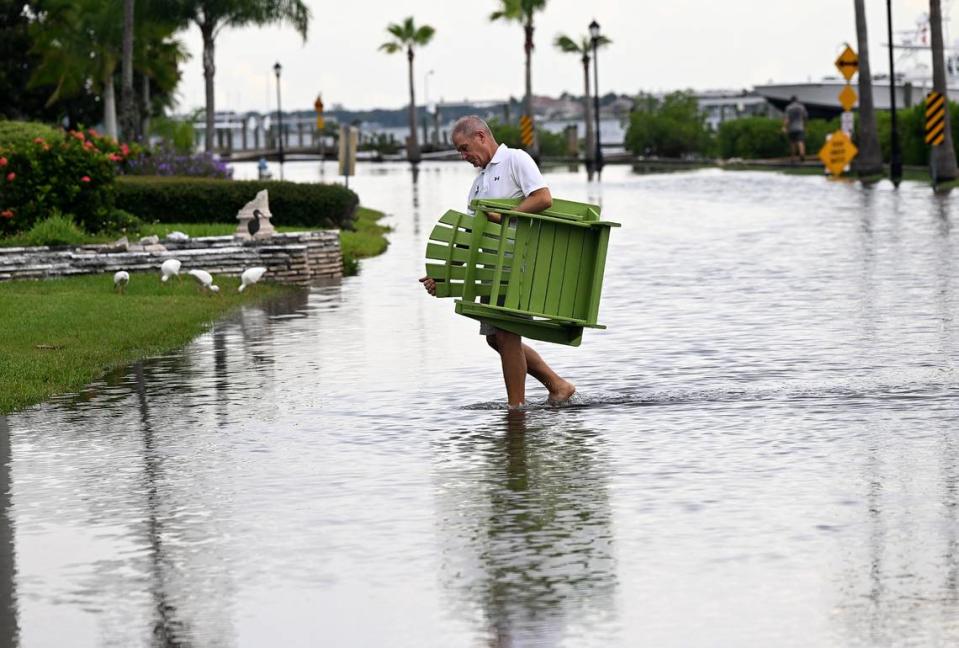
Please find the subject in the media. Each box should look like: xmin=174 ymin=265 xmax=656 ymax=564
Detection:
xmin=419 ymin=116 xmax=576 ymax=409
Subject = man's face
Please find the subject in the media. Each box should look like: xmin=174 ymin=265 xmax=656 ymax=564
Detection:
xmin=453 ymin=130 xmax=492 ymax=168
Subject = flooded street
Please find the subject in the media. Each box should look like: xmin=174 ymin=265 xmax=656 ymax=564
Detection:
xmin=3 ymin=163 xmax=959 ymax=646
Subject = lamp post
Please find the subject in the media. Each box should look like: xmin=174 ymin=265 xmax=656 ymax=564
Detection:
xmin=885 ymin=0 xmax=902 ymax=186
xmin=273 ymin=61 xmax=284 ymax=180
xmin=589 ymin=19 xmax=603 ymax=176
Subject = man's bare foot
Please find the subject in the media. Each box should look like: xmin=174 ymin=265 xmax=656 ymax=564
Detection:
xmin=547 ymin=381 xmax=576 ymax=405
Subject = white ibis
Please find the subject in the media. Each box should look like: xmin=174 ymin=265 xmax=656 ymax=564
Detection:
xmin=113 ymin=270 xmax=130 ymax=294
xmin=238 ymin=267 xmax=267 ymax=292
xmin=187 ymin=269 xmax=220 ymax=293
xmin=160 ymin=258 xmax=181 ymax=283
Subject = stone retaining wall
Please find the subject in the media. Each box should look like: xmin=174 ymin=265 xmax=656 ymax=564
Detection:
xmin=0 ymin=231 xmax=342 ymax=285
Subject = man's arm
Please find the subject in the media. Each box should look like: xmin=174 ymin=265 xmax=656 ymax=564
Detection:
xmin=486 ymin=187 xmax=552 ymax=223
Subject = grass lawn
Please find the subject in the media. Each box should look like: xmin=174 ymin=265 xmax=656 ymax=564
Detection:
xmin=0 ymin=273 xmax=299 ymax=414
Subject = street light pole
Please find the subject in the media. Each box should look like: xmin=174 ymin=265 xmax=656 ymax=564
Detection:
xmin=885 ymin=0 xmax=902 ymax=187
xmin=589 ymin=20 xmax=603 ymax=176
xmin=273 ymin=61 xmax=284 ymax=181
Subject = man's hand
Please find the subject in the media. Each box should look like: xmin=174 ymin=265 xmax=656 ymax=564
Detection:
xmin=419 ymin=275 xmax=437 ymax=296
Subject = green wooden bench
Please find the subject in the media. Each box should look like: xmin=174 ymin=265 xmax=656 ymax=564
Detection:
xmin=424 ymin=196 xmax=620 ymax=346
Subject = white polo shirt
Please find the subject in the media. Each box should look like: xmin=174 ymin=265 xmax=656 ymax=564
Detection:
xmin=466 ymin=143 xmax=547 ymax=212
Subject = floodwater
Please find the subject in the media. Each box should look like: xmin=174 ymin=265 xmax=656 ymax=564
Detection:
xmin=2 ymin=162 xmax=959 ymax=647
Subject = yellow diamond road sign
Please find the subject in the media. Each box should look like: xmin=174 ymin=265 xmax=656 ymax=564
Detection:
xmin=818 ymin=129 xmax=858 ymax=176
xmin=838 ymin=84 xmax=858 ymax=111
xmin=835 ymin=45 xmax=859 ymax=81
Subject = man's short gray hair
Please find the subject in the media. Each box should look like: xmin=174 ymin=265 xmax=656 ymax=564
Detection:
xmin=451 ymin=115 xmax=493 ymax=140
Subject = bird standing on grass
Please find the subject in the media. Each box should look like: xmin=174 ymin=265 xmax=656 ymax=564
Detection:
xmin=160 ymin=258 xmax=182 ymax=283
xmin=113 ymin=271 xmax=130 ymax=294
xmin=239 ymin=267 xmax=267 ymax=292
xmin=187 ymin=269 xmax=220 ymax=294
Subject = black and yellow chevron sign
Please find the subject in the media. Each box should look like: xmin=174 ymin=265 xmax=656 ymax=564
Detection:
xmin=520 ymin=114 xmax=534 ymax=147
xmin=925 ymin=91 xmax=946 ymax=146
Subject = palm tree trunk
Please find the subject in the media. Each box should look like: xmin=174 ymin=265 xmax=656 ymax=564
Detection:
xmin=201 ymin=22 xmax=216 ymax=153
xmin=141 ymin=73 xmax=151 ymax=139
xmin=120 ymin=0 xmax=137 ymax=141
xmin=853 ymin=0 xmax=882 ymax=176
xmin=582 ymin=54 xmax=594 ymax=172
xmin=523 ymin=18 xmax=538 ymax=158
xmin=103 ymin=73 xmax=118 ymax=139
xmin=929 ymin=0 xmax=958 ymax=180
xmin=407 ymin=46 xmax=420 ymax=163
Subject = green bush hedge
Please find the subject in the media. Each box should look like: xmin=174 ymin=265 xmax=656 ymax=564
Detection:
xmin=625 ymin=91 xmax=713 ymax=158
xmin=115 ymin=176 xmax=359 ymax=229
xmin=0 ymin=120 xmax=61 ymax=149
xmin=488 ymin=119 xmax=566 ymax=157
xmin=0 ymin=125 xmax=116 ymax=235
xmin=717 ymin=117 xmax=787 ymax=159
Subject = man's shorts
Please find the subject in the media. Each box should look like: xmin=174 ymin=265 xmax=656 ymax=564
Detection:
xmin=788 ymin=130 xmax=805 ymax=143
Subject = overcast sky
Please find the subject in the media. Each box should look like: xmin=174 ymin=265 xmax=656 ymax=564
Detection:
xmin=174 ymin=0 xmax=939 ymax=113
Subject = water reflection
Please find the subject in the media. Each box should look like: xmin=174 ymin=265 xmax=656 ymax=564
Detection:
xmin=0 ymin=417 xmax=18 ymax=648
xmin=435 ymin=411 xmax=618 ymax=645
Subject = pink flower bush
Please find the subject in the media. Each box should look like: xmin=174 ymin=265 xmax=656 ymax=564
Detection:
xmin=1 ymin=209 xmax=13 ymax=219
xmin=80 ymin=176 xmax=91 ymax=183
xmin=6 ymin=172 xmax=15 ymax=182
xmin=0 ymin=157 xmax=7 ymax=167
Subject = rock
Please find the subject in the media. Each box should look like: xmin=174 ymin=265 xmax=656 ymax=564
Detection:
xmin=112 ymin=236 xmax=129 ymax=249
xmin=139 ymin=235 xmax=160 ymax=245
xmin=166 ymin=231 xmax=189 ymax=241
xmin=127 ymin=244 xmax=145 ymax=252
xmin=144 ymin=244 xmax=168 ymax=253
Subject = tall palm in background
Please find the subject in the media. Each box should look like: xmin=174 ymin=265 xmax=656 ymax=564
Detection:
xmin=379 ymin=17 xmax=435 ymax=164
xmin=29 ymin=0 xmax=124 ymax=137
xmin=183 ymin=0 xmax=310 ymax=152
xmin=554 ymin=32 xmax=610 ymax=173
xmin=853 ymin=0 xmax=881 ymax=177
xmin=490 ymin=0 xmax=548 ymax=159
xmin=120 ymin=0 xmax=137 ymax=141
xmin=929 ymin=0 xmax=958 ymax=181
xmin=30 ymin=0 xmax=188 ymax=139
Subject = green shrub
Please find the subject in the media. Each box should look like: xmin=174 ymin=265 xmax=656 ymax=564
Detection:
xmin=24 ymin=212 xmax=86 ymax=247
xmin=149 ymin=115 xmax=196 ymax=153
xmin=487 ymin=119 xmax=566 ymax=157
xmin=625 ymin=91 xmax=712 ymax=158
xmin=805 ymin=118 xmax=840 ymax=156
xmin=0 ymin=121 xmax=61 ymax=149
xmin=99 ymin=208 xmax=143 ymax=234
xmin=0 ymin=127 xmax=116 ymax=235
xmin=115 ymin=176 xmax=359 ymax=229
xmin=873 ymin=100 xmax=959 ymax=165
xmin=717 ymin=117 xmax=787 ymax=159
xmin=715 ymin=116 xmax=838 ymax=159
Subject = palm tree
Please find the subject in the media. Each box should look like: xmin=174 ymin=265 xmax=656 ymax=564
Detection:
xmin=120 ymin=0 xmax=137 ymax=141
xmin=490 ymin=0 xmax=548 ymax=158
xmin=853 ymin=0 xmax=881 ymax=177
xmin=183 ymin=0 xmax=310 ymax=152
xmin=929 ymin=0 xmax=958 ymax=181
xmin=379 ymin=17 xmax=435 ymax=164
xmin=554 ymin=33 xmax=610 ymax=174
xmin=29 ymin=0 xmax=123 ymax=137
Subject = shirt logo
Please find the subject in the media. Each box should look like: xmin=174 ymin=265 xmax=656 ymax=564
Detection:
xmin=493 ymin=176 xmax=500 ymax=181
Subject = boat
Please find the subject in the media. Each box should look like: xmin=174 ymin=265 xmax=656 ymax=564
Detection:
xmin=755 ymin=9 xmax=959 ymax=117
